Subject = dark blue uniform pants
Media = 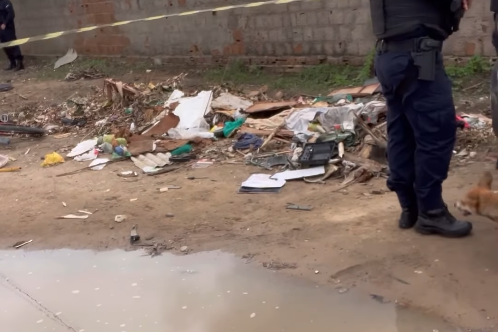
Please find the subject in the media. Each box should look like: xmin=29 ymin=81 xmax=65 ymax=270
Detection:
xmin=0 ymin=27 xmax=22 ymax=64
xmin=375 ymin=51 xmax=456 ymax=212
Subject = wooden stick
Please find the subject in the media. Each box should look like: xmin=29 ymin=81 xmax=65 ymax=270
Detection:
xmin=462 ymin=82 xmax=484 ymax=92
xmin=354 ymin=113 xmax=387 ymax=148
xmin=56 ymin=158 xmax=128 ymax=177
xmin=146 ymin=166 xmax=181 ymax=176
xmin=259 ymin=121 xmax=285 ymax=151
xmin=0 ymin=167 xmax=21 ymax=172
xmin=253 ymin=150 xmax=293 ymax=158
xmin=343 ymin=152 xmax=386 ymax=173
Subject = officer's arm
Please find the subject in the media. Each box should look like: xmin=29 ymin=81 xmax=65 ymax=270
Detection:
xmin=3 ymin=0 xmax=14 ymax=24
xmin=492 ymin=0 xmax=498 ymax=12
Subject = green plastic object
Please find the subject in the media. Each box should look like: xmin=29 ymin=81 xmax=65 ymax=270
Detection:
xmin=171 ymin=144 xmax=192 ymax=156
xmin=116 ymin=138 xmax=127 ymax=146
xmin=223 ymin=118 xmax=245 ymax=137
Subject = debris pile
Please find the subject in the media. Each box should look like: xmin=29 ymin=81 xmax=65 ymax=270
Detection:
xmin=15 ymin=73 xmax=188 ymax=138
xmin=53 ymin=77 xmax=395 ymax=191
xmin=10 ymin=71 xmax=490 ymax=192
xmin=456 ymin=112 xmax=493 ymax=148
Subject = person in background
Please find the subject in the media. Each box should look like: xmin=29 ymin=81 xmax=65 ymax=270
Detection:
xmin=370 ymin=0 xmax=472 ymax=237
xmin=491 ymin=1 xmax=498 ymax=156
xmin=0 ymin=0 xmax=23 ymax=71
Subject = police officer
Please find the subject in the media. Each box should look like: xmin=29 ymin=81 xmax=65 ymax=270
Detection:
xmin=0 ymin=0 xmax=23 ymax=71
xmin=370 ymin=0 xmax=473 ymax=237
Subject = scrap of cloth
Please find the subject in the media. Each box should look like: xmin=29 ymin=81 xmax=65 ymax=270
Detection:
xmin=233 ymin=133 xmax=263 ymax=150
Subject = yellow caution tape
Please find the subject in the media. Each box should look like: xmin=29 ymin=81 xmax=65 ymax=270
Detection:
xmin=0 ymin=0 xmax=316 ymax=49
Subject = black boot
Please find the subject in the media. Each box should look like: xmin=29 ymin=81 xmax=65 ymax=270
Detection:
xmin=4 ymin=62 xmax=15 ymax=71
xmin=14 ymin=59 xmax=24 ymax=71
xmin=399 ymin=208 xmax=418 ymax=229
xmin=415 ymin=208 xmax=472 ymax=237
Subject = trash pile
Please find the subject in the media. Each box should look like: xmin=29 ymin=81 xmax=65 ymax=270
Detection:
xmin=16 ymin=73 xmax=187 ymax=137
xmin=51 ymin=79 xmax=396 ymax=192
xmin=17 ymin=72 xmax=491 ymax=192
xmin=456 ymin=112 xmax=494 ymax=147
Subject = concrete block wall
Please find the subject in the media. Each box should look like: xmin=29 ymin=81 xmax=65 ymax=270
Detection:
xmin=12 ymin=0 xmax=496 ymax=64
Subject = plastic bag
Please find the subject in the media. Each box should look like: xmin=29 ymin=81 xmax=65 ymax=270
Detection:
xmin=223 ymin=118 xmax=245 ymax=137
xmin=171 ymin=144 xmax=192 ymax=156
xmin=41 ymin=152 xmax=65 ymax=167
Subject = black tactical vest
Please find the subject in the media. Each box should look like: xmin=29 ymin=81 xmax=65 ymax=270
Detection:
xmin=370 ymin=0 xmax=452 ymax=41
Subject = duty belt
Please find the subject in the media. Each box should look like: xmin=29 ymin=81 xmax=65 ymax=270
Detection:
xmin=376 ymin=37 xmax=442 ymax=81
xmin=375 ymin=37 xmax=442 ymax=53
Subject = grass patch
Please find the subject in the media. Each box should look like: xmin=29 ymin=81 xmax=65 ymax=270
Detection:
xmin=446 ymin=55 xmax=491 ymax=78
xmin=446 ymin=55 xmax=491 ymax=91
xmin=203 ymin=60 xmax=366 ymax=96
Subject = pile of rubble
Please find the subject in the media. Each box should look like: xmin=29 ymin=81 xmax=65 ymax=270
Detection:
xmin=16 ymin=73 xmax=186 ymax=138
xmin=44 ymin=77 xmax=392 ymax=190
xmin=12 ymin=72 xmax=494 ymax=190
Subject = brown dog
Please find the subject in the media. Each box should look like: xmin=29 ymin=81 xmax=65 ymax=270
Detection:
xmin=455 ymin=171 xmax=498 ymax=222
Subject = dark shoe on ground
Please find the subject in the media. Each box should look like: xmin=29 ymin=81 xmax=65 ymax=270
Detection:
xmin=14 ymin=60 xmax=24 ymax=71
xmin=399 ymin=208 xmax=418 ymax=229
xmin=415 ymin=208 xmax=472 ymax=237
xmin=4 ymin=62 xmax=15 ymax=71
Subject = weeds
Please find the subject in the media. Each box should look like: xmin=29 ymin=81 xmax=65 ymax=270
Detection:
xmin=446 ymin=55 xmax=491 ymax=78
xmin=445 ymin=55 xmax=491 ymax=91
xmin=204 ymin=59 xmax=365 ymax=95
xmin=357 ymin=47 xmax=376 ymax=83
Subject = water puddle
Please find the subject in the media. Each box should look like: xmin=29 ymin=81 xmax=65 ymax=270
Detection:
xmin=0 ymin=249 xmax=461 ymax=332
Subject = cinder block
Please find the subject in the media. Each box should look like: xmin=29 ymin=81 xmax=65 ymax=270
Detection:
xmin=295 ymin=12 xmax=307 ymax=26
xmin=305 ymin=12 xmax=318 ymax=26
xmin=290 ymin=28 xmax=304 ymax=42
xmin=268 ymin=14 xmax=283 ymax=28
xmin=316 ymin=11 xmax=330 ymax=26
xmin=274 ymin=43 xmax=286 ymax=56
xmin=303 ymin=26 xmax=313 ymax=41
xmin=313 ymin=27 xmax=329 ymax=41
xmin=339 ymin=25 xmax=352 ymax=40
xmin=329 ymin=11 xmax=345 ymax=25
xmin=281 ymin=14 xmax=292 ymax=28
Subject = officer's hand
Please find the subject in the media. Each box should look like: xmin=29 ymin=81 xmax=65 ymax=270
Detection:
xmin=0 ymin=24 xmax=5 ymax=30
xmin=463 ymin=0 xmax=472 ymax=10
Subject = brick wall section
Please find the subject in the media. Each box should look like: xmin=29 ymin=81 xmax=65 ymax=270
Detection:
xmin=12 ymin=0 xmax=497 ymax=64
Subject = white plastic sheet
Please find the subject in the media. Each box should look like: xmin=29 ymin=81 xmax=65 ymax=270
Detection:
xmin=89 ymin=158 xmax=109 ymax=171
xmin=173 ymin=90 xmax=213 ymax=130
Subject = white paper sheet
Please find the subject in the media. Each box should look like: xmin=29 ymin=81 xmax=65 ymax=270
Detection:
xmin=89 ymin=158 xmax=109 ymax=171
xmin=241 ymin=174 xmax=286 ymax=188
xmin=271 ymin=166 xmax=325 ymax=181
xmin=67 ymin=139 xmax=97 ymax=158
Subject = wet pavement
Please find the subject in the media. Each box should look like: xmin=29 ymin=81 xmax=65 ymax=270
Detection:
xmin=0 ymin=249 xmax=462 ymax=332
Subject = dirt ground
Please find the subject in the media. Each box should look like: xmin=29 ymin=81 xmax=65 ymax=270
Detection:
xmin=1 ymin=62 xmax=498 ymax=330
